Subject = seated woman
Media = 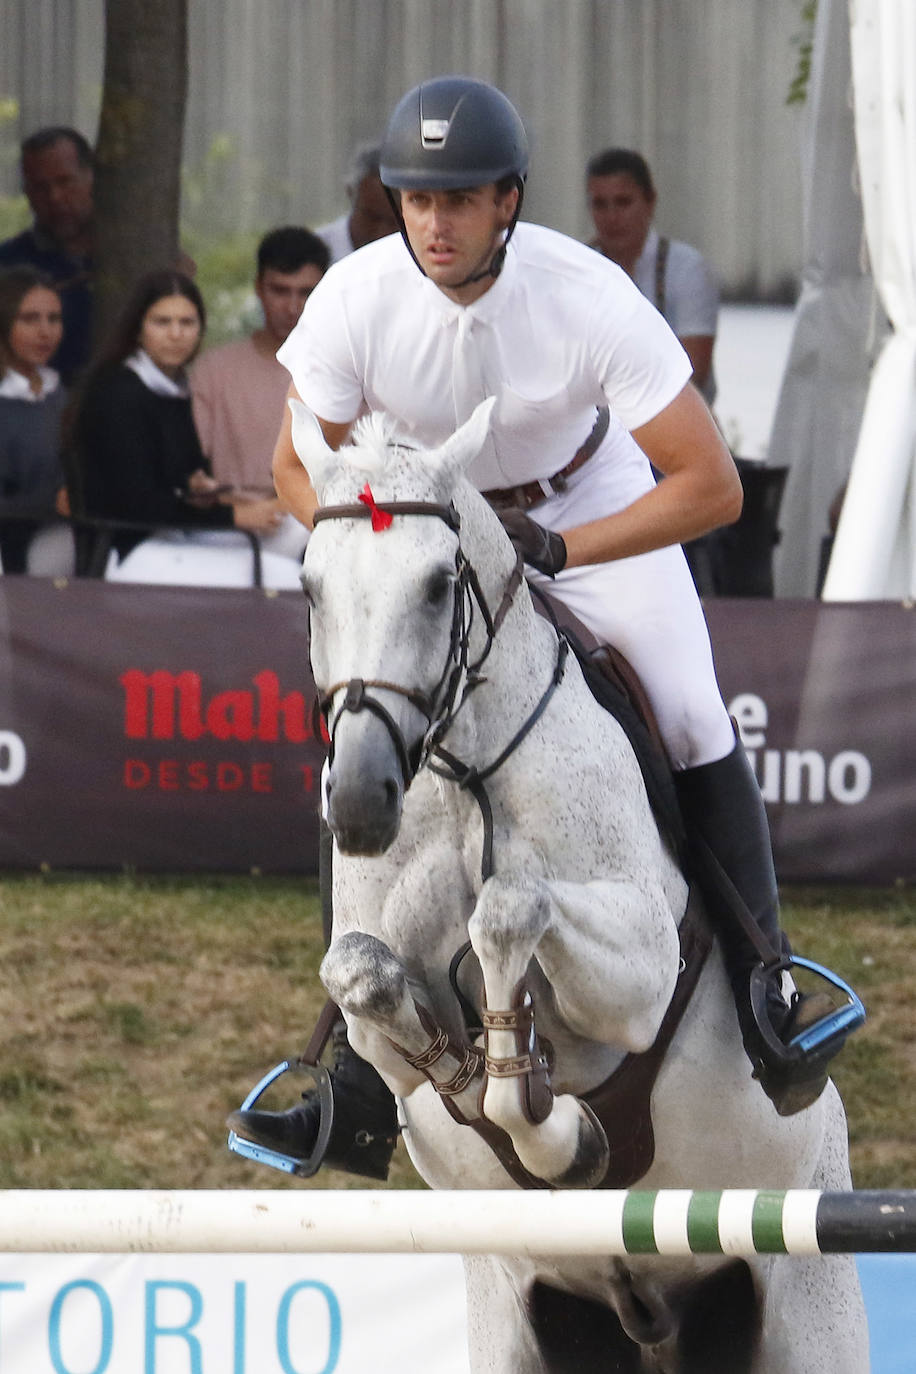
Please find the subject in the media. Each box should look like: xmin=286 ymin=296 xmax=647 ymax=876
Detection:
xmin=71 ymin=269 xmax=284 ymax=581
xmin=0 ymin=266 xmax=72 ymax=574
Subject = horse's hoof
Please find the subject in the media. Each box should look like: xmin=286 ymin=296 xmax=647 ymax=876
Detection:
xmin=546 ymin=1100 xmax=610 ymax=1190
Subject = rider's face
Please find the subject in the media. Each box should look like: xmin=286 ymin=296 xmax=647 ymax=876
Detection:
xmin=399 ymin=184 xmax=518 ymax=303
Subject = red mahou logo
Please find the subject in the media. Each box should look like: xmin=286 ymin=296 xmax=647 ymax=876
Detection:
xmin=120 ymin=669 xmax=321 ymax=743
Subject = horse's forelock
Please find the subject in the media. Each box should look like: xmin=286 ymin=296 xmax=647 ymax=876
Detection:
xmin=345 ymin=413 xmax=405 ymax=474
xmin=330 ymin=413 xmax=450 ymax=505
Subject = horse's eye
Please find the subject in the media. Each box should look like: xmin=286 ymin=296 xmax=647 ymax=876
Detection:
xmin=425 ymin=570 xmax=453 ymax=607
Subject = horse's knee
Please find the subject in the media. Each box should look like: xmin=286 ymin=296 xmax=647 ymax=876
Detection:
xmin=469 ymin=875 xmax=552 ymax=963
xmin=320 ymin=931 xmax=407 ymax=1020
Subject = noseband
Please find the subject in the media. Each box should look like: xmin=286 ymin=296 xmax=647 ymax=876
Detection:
xmin=310 ymin=498 xmax=525 ymax=789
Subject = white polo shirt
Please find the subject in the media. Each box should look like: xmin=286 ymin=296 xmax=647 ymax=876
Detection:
xmin=278 ymin=221 xmax=691 ymax=504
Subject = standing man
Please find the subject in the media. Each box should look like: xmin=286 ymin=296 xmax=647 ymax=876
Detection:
xmin=0 ymin=128 xmax=95 ymax=383
xmin=314 ymin=141 xmax=398 ymax=263
xmin=231 ymin=77 xmax=857 ymax=1177
xmin=586 ymin=147 xmax=719 ymax=406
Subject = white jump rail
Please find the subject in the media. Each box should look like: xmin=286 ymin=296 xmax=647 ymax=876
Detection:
xmin=0 ymin=1190 xmax=914 ymax=1257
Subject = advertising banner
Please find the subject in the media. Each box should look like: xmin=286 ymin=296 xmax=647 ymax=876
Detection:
xmin=706 ymin=599 xmax=916 ymax=883
xmin=0 ymin=580 xmax=325 ymax=873
xmin=0 ymin=580 xmax=913 ymax=882
xmin=0 ymin=1252 xmax=470 ymax=1373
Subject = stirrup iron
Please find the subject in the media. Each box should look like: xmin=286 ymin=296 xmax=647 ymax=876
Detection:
xmin=748 ymin=955 xmax=865 ymax=1067
xmin=227 ymin=1058 xmax=334 ymax=1178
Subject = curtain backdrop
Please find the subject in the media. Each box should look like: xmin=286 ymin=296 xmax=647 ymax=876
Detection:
xmin=1 ymin=0 xmax=806 ymax=300
xmin=822 ymin=0 xmax=916 ymax=599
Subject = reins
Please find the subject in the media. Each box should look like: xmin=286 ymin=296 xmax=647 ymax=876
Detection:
xmin=430 ymin=634 xmax=569 ymax=881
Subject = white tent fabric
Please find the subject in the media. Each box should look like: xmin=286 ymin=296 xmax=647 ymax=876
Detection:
xmin=771 ymin=0 xmax=885 ymax=598
xmin=822 ymin=0 xmax=916 ymax=599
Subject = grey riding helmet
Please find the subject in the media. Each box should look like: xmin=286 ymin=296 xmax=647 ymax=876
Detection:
xmin=379 ymin=76 xmax=529 ymax=281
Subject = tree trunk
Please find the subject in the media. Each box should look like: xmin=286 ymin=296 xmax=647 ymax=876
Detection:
xmin=92 ymin=0 xmax=189 ymax=354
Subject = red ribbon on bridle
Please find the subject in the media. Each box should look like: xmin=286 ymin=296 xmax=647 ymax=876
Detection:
xmin=357 ymin=482 xmax=393 ymax=532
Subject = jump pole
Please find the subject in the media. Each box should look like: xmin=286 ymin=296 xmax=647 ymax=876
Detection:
xmin=0 ymin=1190 xmax=914 ymax=1258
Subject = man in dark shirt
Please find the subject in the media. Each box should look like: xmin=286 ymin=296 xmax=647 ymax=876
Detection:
xmin=0 ymin=127 xmax=95 ymax=383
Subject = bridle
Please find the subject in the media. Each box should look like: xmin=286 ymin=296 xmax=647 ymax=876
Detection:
xmin=311 ymin=497 xmax=525 ymax=790
xmin=310 ymin=497 xmax=567 ymax=848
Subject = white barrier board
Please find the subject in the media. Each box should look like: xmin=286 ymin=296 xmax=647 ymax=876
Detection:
xmin=0 ymin=1253 xmax=470 ymax=1373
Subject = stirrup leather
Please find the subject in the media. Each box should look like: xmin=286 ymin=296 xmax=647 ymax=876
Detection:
xmin=227 ymin=1059 xmax=335 ymax=1177
xmin=748 ymin=955 xmax=865 ymax=1068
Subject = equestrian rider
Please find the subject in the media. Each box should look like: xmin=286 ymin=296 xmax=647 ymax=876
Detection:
xmin=231 ymin=77 xmax=859 ymax=1177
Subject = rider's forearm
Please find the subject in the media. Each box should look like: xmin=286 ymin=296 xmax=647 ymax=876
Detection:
xmin=562 ymin=464 xmax=741 ymax=568
xmin=561 ymin=382 xmax=742 ymax=568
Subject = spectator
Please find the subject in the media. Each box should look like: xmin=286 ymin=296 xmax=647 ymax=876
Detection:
xmin=0 ymin=266 xmax=73 ymax=574
xmin=0 ymin=128 xmax=95 ymax=385
xmin=192 ymin=226 xmax=329 ymax=496
xmin=315 ymin=141 xmax=398 ymax=263
xmin=586 ymin=148 xmax=718 ymax=405
xmin=71 ymin=269 xmax=282 ymax=571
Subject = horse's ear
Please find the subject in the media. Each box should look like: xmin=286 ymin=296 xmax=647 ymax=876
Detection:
xmin=288 ymin=397 xmax=341 ymax=494
xmin=426 ymin=396 xmax=496 ymax=480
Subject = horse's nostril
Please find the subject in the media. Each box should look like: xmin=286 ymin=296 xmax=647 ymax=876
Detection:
xmin=384 ymin=777 xmax=400 ymax=809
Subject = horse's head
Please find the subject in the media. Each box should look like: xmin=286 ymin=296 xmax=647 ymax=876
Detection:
xmin=293 ymin=398 xmax=501 ymax=855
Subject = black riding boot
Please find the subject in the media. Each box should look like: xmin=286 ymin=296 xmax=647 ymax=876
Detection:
xmin=227 ymin=1017 xmax=399 ymax=1180
xmin=228 ymin=822 xmax=399 ymax=1180
xmin=674 ymin=738 xmax=855 ymax=1116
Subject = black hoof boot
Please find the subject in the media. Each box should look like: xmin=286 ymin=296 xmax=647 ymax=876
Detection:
xmin=228 ymin=1033 xmax=399 ymax=1181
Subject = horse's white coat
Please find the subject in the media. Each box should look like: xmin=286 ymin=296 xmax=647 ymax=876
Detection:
xmin=293 ymin=400 xmax=868 ymax=1373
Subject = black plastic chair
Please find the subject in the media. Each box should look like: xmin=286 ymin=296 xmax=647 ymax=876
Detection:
xmin=69 ymin=513 xmax=264 ymax=587
xmin=0 ymin=509 xmax=263 ymax=587
xmin=60 ymin=446 xmax=264 ymax=587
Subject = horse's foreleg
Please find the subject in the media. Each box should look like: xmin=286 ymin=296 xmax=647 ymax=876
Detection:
xmin=320 ymin=932 xmax=484 ymax=1122
xmin=468 ymin=875 xmax=610 ymax=1188
xmin=537 ymin=877 xmax=682 ymax=1049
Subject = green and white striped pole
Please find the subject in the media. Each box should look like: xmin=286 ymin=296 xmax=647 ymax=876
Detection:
xmin=0 ymin=1190 xmax=913 ymax=1256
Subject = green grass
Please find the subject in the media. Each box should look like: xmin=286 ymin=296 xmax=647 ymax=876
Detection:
xmin=780 ymin=885 xmax=916 ymax=1188
xmin=1 ymin=874 xmax=913 ymax=1192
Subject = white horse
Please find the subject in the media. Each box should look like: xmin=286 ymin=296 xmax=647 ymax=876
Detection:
xmin=290 ymin=397 xmax=868 ymax=1374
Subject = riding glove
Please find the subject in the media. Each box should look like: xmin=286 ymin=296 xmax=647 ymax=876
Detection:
xmin=498 ymin=508 xmax=568 ymax=577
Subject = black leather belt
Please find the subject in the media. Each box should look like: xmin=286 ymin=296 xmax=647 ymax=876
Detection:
xmin=483 ymin=405 xmax=610 ymax=513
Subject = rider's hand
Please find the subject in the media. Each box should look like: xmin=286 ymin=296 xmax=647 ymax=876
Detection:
xmin=498 ymin=508 xmax=567 ymax=577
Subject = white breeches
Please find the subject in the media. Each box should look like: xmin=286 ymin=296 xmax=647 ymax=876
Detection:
xmin=527 ymin=463 xmax=736 ymax=771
